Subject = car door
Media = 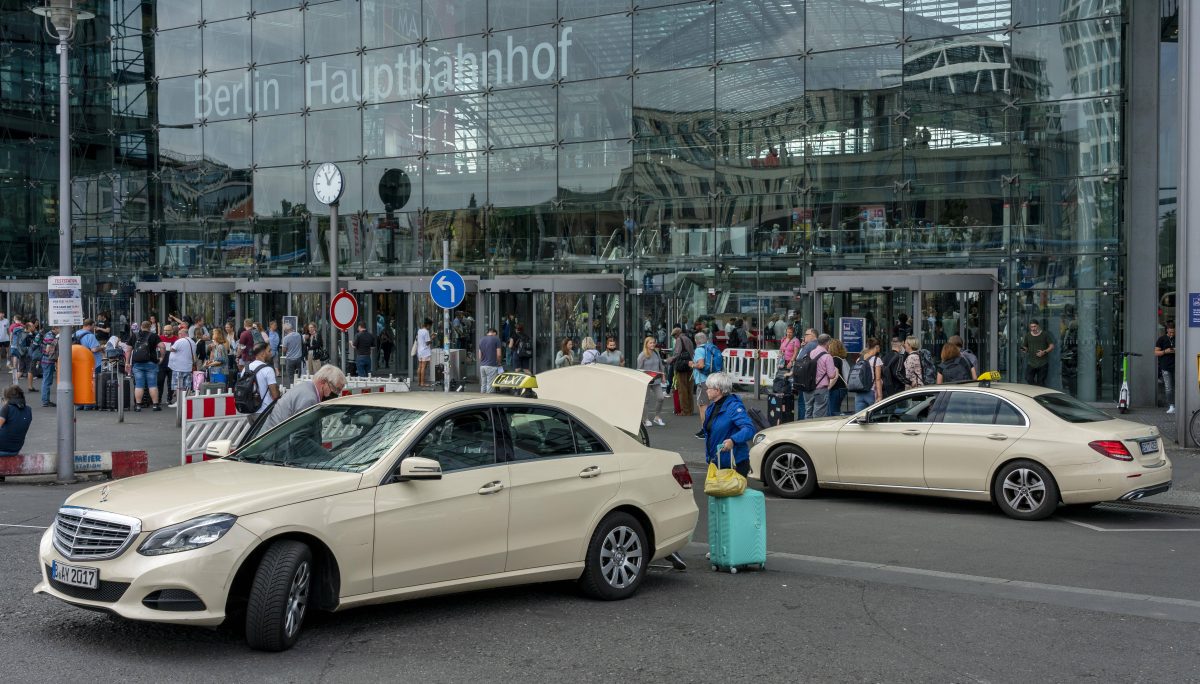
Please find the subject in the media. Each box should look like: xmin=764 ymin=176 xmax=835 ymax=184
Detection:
xmin=372 ymin=408 xmax=509 ymax=592
xmin=923 ymin=391 xmax=1029 ymax=491
xmin=500 ymin=406 xmax=620 ymax=572
xmin=834 ymin=391 xmax=939 ymax=487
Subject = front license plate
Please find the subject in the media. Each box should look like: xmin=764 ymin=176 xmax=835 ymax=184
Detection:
xmin=51 ymin=560 xmax=98 ymax=589
xmin=1139 ymin=439 xmax=1159 ymax=455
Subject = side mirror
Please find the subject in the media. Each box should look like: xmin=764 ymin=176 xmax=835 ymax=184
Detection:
xmin=397 ymin=456 xmax=442 ymax=481
xmin=205 ymin=439 xmax=233 ymax=459
xmin=856 ymin=413 xmax=872 ymax=425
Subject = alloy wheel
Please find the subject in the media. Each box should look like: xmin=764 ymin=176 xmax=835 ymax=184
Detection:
xmin=599 ymin=525 xmax=643 ymax=589
xmin=769 ymin=451 xmax=810 ymax=494
xmin=1002 ymin=468 xmax=1047 ymax=513
xmin=284 ymin=560 xmax=310 ymax=638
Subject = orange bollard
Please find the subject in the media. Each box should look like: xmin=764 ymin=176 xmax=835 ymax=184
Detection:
xmin=71 ymin=343 xmax=96 ymax=406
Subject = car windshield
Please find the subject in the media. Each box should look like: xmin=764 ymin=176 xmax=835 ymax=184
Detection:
xmin=231 ymin=405 xmax=425 ymax=471
xmin=1034 ymin=393 xmax=1113 ymax=423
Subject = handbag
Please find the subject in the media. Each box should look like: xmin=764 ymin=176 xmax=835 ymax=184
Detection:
xmin=703 ymin=452 xmax=747 ymax=498
xmin=409 ymin=340 xmax=417 ymax=357
xmin=191 ymin=370 xmax=206 ymax=389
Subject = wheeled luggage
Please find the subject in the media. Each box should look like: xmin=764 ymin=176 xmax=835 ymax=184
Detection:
xmin=767 ymin=392 xmax=794 ymax=425
xmin=97 ymin=371 xmax=132 ymax=411
xmin=707 ymin=488 xmax=767 ymax=573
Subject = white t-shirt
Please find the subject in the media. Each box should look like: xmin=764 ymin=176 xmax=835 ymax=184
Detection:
xmin=416 ymin=328 xmax=432 ymax=359
xmin=247 ymin=360 xmax=278 ymax=413
xmin=168 ymin=337 xmax=196 ymax=373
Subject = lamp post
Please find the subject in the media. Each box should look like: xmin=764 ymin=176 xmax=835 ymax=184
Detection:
xmin=33 ymin=0 xmax=92 ymax=483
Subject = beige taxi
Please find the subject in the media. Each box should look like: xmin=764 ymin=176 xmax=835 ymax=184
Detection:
xmin=35 ymin=366 xmax=698 ymax=651
xmin=749 ymin=377 xmax=1172 ymax=520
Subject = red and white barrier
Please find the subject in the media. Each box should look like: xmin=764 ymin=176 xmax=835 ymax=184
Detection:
xmin=0 ymin=450 xmax=148 ymax=479
xmin=720 ymin=348 xmax=780 ymax=387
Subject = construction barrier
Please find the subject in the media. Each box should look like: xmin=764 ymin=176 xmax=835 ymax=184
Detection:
xmin=0 ymin=450 xmax=148 ymax=479
xmin=720 ymin=348 xmax=780 ymax=387
xmin=181 ymin=382 xmax=388 ymax=464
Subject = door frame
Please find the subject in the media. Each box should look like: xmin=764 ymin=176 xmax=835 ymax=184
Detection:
xmin=807 ymin=269 xmax=1000 ymax=371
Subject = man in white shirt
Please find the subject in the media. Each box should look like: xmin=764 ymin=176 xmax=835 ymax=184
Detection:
xmin=167 ymin=332 xmax=197 ymax=408
xmin=246 ymin=342 xmax=281 ymax=416
xmin=0 ymin=312 xmax=9 ymax=369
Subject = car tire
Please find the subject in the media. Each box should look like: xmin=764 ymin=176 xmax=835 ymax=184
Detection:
xmin=763 ymin=446 xmax=817 ymax=499
xmin=245 ymin=540 xmax=313 ymax=652
xmin=578 ymin=512 xmax=648 ymax=601
xmin=993 ymin=460 xmax=1059 ymax=521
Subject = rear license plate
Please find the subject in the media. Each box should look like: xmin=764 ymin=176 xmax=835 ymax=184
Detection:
xmin=1138 ymin=439 xmax=1159 ymax=455
xmin=51 ymin=560 xmax=98 ymax=589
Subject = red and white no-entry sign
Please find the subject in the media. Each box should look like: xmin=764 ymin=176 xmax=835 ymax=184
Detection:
xmin=330 ymin=289 xmax=358 ymax=332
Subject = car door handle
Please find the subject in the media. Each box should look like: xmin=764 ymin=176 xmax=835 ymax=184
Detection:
xmin=579 ymin=465 xmax=601 ymax=479
xmin=902 ymin=429 xmax=922 ymax=436
xmin=986 ymin=433 xmax=1009 ymax=441
xmin=477 ymin=480 xmax=504 ymax=495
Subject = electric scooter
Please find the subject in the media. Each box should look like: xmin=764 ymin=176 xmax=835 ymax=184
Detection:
xmin=1117 ymin=351 xmax=1142 ymax=414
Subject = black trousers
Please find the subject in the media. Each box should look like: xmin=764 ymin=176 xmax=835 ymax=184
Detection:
xmin=1025 ymin=365 xmax=1049 ymax=387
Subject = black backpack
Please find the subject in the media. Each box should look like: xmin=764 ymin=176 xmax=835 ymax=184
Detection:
xmin=918 ymin=348 xmax=937 ymax=385
xmin=747 ymin=407 xmax=769 ymax=432
xmin=515 ymin=333 xmax=531 ymax=359
xmin=234 ymin=364 xmax=269 ymax=413
xmin=847 ymin=357 xmax=870 ymax=392
xmin=884 ymin=351 xmax=908 ymax=392
xmin=793 ymin=350 xmax=826 ymax=393
xmin=727 ymin=327 xmax=742 ymax=349
xmin=940 ymin=356 xmax=972 ymax=383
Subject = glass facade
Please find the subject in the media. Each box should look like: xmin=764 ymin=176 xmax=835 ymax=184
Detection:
xmin=0 ymin=0 xmax=1137 ymax=399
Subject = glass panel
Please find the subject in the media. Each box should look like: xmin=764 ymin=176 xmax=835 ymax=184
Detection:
xmin=1013 ymin=98 xmax=1120 ymax=179
xmin=903 ymin=1 xmax=1008 ymax=42
xmin=867 ymin=391 xmax=938 ymax=423
xmin=424 ymin=0 xmax=487 ymax=41
xmin=363 ymin=100 xmax=424 ymax=158
xmin=995 ymin=401 xmax=1025 ymax=426
xmin=256 ymin=0 xmax=301 ymax=11
xmin=559 ymin=141 xmax=632 ymax=196
xmin=940 ymin=393 xmax=1003 ymax=424
xmin=490 ymin=0 xmax=557 ymax=31
xmin=198 ymin=69 xmax=259 ymax=121
xmin=563 ymin=15 xmax=632 ymax=81
xmin=1010 ymin=19 xmax=1122 ymax=103
xmin=903 ymin=35 xmax=1012 ymax=115
xmin=204 ymin=118 xmax=252 ymax=168
xmin=806 ymin=1 xmax=902 ymax=53
xmin=158 ymin=76 xmax=202 ymax=125
xmin=237 ymin=405 xmax=426 ymax=471
xmin=486 ymin=26 xmax=559 ymax=90
xmin=424 ymin=153 xmax=486 ymax=210
xmin=253 ymin=61 xmax=304 ymax=116
xmin=306 ymin=107 xmax=361 ymax=163
xmin=363 ymin=45 xmax=425 ymax=104
xmin=1011 ymin=0 xmax=1122 ymax=27
xmin=204 ymin=0 xmax=250 ymax=21
xmin=363 ymin=158 xmax=421 ymax=214
xmin=305 ymin=52 xmax=361 ymax=110
xmin=158 ymin=3 xmax=201 ymax=29
xmin=717 ymin=0 xmax=804 ymax=63
xmin=305 ymin=0 xmax=361 ymax=58
xmin=253 ymin=9 xmax=303 ymax=65
xmin=155 ymin=27 xmax=202 ymax=78
xmin=426 ymin=93 xmax=485 ymax=155
xmin=362 ymin=0 xmax=422 ymax=49
xmin=204 ymin=19 xmax=252 ymax=72
xmin=253 ymin=166 xmax=307 ymax=218
xmin=716 ymin=57 xmax=803 ymax=134
xmin=425 ymin=35 xmax=486 ymax=96
xmin=634 ymin=2 xmax=714 ymax=72
xmin=489 ymin=146 xmax=556 ymax=208
xmin=633 ymin=67 xmax=714 ymax=140
xmin=560 ymin=77 xmax=632 ymax=143
xmin=254 ymin=114 xmax=305 ymax=167
xmin=504 ymin=407 xmax=579 ymax=460
xmin=805 ymin=45 xmax=902 ymax=127
xmin=561 ymin=0 xmax=629 ymax=20
xmin=488 ymin=86 xmax=556 ymax=148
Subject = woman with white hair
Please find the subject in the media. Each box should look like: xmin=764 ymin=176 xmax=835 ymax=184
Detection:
xmin=701 ymin=372 xmax=756 ymax=476
xmin=579 ymin=337 xmax=599 ymax=365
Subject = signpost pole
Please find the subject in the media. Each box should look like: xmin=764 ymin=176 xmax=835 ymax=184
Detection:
xmin=55 ymin=32 xmax=75 ymax=483
xmin=329 ymin=201 xmax=338 ymax=370
xmin=443 ymin=239 xmax=450 ymax=392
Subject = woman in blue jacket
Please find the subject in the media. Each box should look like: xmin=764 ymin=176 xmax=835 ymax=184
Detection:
xmin=702 ymin=372 xmax=757 ymax=476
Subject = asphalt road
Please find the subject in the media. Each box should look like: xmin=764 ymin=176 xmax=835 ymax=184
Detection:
xmin=2 ymin=398 xmax=1199 ymax=681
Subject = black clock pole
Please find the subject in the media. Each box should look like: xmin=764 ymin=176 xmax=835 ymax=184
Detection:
xmin=329 ymin=199 xmax=339 ymax=371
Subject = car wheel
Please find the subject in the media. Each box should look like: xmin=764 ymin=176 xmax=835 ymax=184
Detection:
xmin=245 ymin=540 xmax=313 ymax=651
xmin=994 ymin=460 xmax=1059 ymax=521
xmin=763 ymin=446 xmax=817 ymax=499
xmin=578 ymin=512 xmax=648 ymax=601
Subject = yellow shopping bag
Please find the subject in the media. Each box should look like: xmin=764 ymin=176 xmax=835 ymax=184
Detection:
xmin=704 ymin=461 xmax=747 ymax=498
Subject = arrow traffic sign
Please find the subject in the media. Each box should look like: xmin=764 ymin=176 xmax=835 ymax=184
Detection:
xmin=429 ymin=269 xmax=466 ymax=309
xmin=330 ymin=289 xmax=358 ymax=332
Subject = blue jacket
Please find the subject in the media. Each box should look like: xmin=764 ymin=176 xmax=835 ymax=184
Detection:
xmin=703 ymin=394 xmax=756 ymax=466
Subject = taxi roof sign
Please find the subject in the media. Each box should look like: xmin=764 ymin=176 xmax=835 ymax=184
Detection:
xmin=491 ymin=372 xmax=538 ymax=391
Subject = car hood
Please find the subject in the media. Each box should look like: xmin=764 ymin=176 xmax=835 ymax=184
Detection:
xmin=535 ymin=365 xmax=653 ymax=435
xmin=64 ymin=460 xmax=363 ymax=531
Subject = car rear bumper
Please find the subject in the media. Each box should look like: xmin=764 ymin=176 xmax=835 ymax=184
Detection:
xmin=1117 ymin=481 xmax=1172 ymax=501
xmin=1058 ymin=458 xmax=1173 ymax=505
xmin=644 ymin=495 xmax=698 ymax=559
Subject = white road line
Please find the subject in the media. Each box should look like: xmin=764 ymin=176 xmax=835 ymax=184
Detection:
xmin=0 ymin=523 xmax=48 ymax=530
xmin=1057 ymin=517 xmax=1200 ymax=533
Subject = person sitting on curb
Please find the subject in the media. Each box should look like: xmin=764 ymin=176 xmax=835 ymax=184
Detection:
xmin=0 ymin=386 xmax=33 ymax=458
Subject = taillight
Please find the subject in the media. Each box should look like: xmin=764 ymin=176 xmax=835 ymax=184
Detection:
xmin=672 ymin=464 xmax=693 ymax=489
xmin=1089 ymin=440 xmax=1133 ymax=461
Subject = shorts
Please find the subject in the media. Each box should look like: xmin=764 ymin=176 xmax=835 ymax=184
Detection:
xmin=133 ymin=362 xmax=158 ymax=389
xmin=171 ymin=370 xmax=193 ymax=392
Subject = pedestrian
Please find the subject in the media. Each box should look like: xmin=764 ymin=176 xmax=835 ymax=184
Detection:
xmin=280 ymin=323 xmax=304 ymax=385
xmin=690 ymin=331 xmax=720 ymax=437
xmin=477 ymin=327 xmax=504 ymax=393
xmin=667 ymin=327 xmax=696 ymax=416
xmin=73 ymin=319 xmax=102 ymax=410
xmin=129 ymin=321 xmax=162 ymax=411
xmin=554 ymin=338 xmax=576 ymax=367
xmin=156 ymin=323 xmax=176 ymax=406
xmin=881 ymin=337 xmax=906 ymax=398
xmin=1019 ymin=320 xmax=1055 ymax=386
xmin=12 ymin=319 xmax=37 ymax=391
xmin=38 ymin=328 xmax=59 ymax=408
xmin=303 ymin=322 xmax=327 ymax=375
xmin=637 ymin=336 xmax=667 ymax=427
xmin=791 ymin=328 xmax=819 ymax=420
xmin=242 ymin=342 xmax=280 ymax=427
xmin=1155 ymin=321 xmax=1176 ymax=414
xmin=356 ymin=321 xmax=378 ymax=379
xmin=947 ymin=334 xmax=978 ymax=377
xmin=148 ymin=314 xmax=159 ymax=335
xmin=851 ymin=337 xmax=885 ymax=412
xmin=580 ymin=337 xmax=600 ymax=365
xmin=413 ymin=319 xmax=431 ymax=386
xmin=167 ymin=325 xmax=198 ymax=408
xmin=267 ymin=320 xmax=281 ymax=368
xmin=207 ymin=328 xmax=231 ymax=386
xmin=8 ymin=316 xmax=28 ymax=386
xmin=0 ymin=386 xmax=33 ymax=457
xmin=701 ymin=372 xmax=756 ymax=477
xmin=599 ymin=336 xmax=624 ymax=366
xmin=238 ymin=318 xmax=256 ymax=369
xmin=779 ymin=325 xmax=801 ymax=366
xmin=255 ymin=363 xmax=347 ymax=436
xmin=511 ymin=324 xmax=533 ymax=371
xmin=903 ymin=336 xmax=925 ymax=389
xmin=803 ymin=334 xmax=837 ymax=418
xmin=892 ymin=313 xmax=913 ymax=342
xmin=826 ymin=338 xmax=850 ymax=416
xmin=378 ymin=325 xmax=395 ymax=368
xmin=0 ymin=312 xmax=9 ymax=369
xmin=936 ymin=341 xmax=975 ymax=384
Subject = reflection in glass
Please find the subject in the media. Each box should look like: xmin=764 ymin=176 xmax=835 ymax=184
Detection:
xmin=154 ymin=27 xmax=201 ymax=79
xmin=364 ymin=101 xmax=424 ymax=158
xmin=204 ymin=119 xmax=253 ymax=169
xmin=305 ymin=0 xmax=362 ymax=57
xmin=254 ymin=114 xmax=306 ymax=167
xmin=253 ymin=9 xmax=303 ymax=65
xmin=560 ymin=77 xmax=632 ymax=143
xmin=563 ymin=14 xmax=632 ymax=81
xmin=362 ymin=0 xmax=422 ymax=49
xmin=203 ymin=19 xmax=252 ymax=73
xmin=488 ymin=86 xmax=556 ymax=148
xmin=306 ymin=107 xmax=362 ymax=163
xmin=634 ymin=3 xmax=714 ymax=72
xmin=489 ymin=146 xmax=557 ymax=207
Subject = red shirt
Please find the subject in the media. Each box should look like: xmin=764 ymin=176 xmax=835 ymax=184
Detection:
xmin=239 ymin=329 xmax=254 ymax=363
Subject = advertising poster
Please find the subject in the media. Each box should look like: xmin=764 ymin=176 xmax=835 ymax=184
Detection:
xmin=47 ymin=276 xmax=84 ymax=326
xmin=840 ymin=317 xmax=866 ymax=354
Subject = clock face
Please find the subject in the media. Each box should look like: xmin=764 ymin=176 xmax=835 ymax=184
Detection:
xmin=312 ymin=162 xmax=344 ymax=205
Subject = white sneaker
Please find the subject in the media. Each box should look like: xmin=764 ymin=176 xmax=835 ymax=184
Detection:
xmin=1166 ymin=405 xmax=1175 ymax=414
xmin=643 ymin=419 xmax=653 ymax=427
xmin=653 ymin=417 xmax=666 ymax=426
xmin=167 ymin=402 xmax=178 ymax=408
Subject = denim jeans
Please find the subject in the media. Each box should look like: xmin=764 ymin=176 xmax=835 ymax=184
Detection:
xmin=828 ymin=387 xmax=847 ymax=416
xmin=805 ymin=387 xmax=829 ymax=418
xmin=853 ymin=389 xmax=876 ymax=413
xmin=41 ymin=363 xmax=55 ymax=405
xmin=479 ymin=364 xmax=503 ymax=393
xmin=356 ymin=354 xmax=371 ymax=378
xmin=1161 ymin=369 xmax=1174 ymax=405
xmin=132 ymin=361 xmax=158 ymax=389
xmin=795 ymin=391 xmax=808 ymax=420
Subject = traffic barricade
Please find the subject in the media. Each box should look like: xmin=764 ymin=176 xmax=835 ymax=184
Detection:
xmin=0 ymin=450 xmax=148 ymax=479
xmin=721 ymin=348 xmax=781 ymax=390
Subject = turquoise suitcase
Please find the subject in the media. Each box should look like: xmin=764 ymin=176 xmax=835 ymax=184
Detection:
xmin=707 ymin=488 xmax=767 ymax=573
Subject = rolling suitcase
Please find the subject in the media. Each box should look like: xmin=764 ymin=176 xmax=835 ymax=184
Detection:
xmin=707 ymin=488 xmax=767 ymax=573
xmin=767 ymin=393 xmax=794 ymax=425
xmin=97 ymin=372 xmax=132 ymax=411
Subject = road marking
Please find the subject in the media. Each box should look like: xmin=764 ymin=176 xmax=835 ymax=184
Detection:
xmin=0 ymin=523 xmax=48 ymax=529
xmin=685 ymin=542 xmax=1200 ymax=623
xmin=1057 ymin=517 xmax=1200 ymax=533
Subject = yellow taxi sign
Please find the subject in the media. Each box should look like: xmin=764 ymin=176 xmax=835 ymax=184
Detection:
xmin=977 ymin=370 xmax=1001 ymax=383
xmin=491 ymin=372 xmax=538 ymax=391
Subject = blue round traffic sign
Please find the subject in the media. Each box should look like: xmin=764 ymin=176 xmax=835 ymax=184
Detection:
xmin=430 ymin=269 xmax=466 ymax=309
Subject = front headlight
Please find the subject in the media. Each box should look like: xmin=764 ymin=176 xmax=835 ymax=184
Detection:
xmin=137 ymin=513 xmax=237 ymax=556
xmin=752 ymin=433 xmax=767 ymax=446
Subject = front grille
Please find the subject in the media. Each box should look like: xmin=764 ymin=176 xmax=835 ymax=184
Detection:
xmin=46 ymin=565 xmax=130 ymax=603
xmin=52 ymin=506 xmax=142 ymax=561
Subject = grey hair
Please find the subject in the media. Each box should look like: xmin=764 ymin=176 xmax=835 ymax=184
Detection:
xmin=313 ymin=364 xmax=347 ymax=387
xmin=695 ymin=331 xmax=708 ymax=344
xmin=817 ymin=333 xmax=832 ymax=345
xmin=282 ymin=323 xmax=293 ymax=333
xmin=704 ymin=372 xmax=733 ymax=395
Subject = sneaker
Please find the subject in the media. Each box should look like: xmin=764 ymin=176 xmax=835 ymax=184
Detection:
xmin=653 ymin=417 xmax=666 ymax=426
xmin=133 ymin=406 xmax=141 ymax=412
xmin=643 ymin=419 xmax=653 ymax=427
xmin=167 ymin=402 xmax=178 ymax=408
xmin=1167 ymin=405 xmax=1176 ymax=414
xmin=695 ymin=430 xmax=706 ymax=439
xmin=152 ymin=405 xmax=162 ymax=412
